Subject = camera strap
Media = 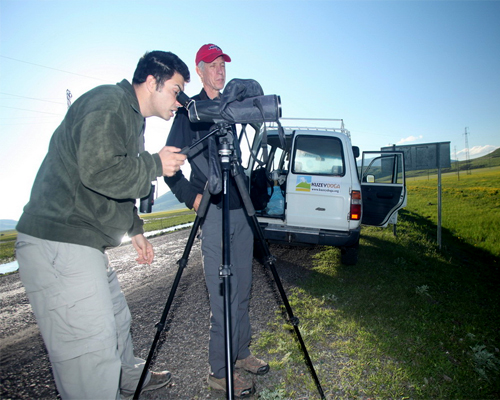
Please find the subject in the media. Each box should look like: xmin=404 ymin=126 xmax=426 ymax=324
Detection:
xmin=207 ymin=135 xmax=223 ymax=195
xmin=187 ymin=130 xmax=223 ymax=195
xmin=188 ymin=132 xmax=210 ymax=178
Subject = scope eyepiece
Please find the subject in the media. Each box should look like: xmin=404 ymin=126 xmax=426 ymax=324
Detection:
xmin=176 ymin=91 xmax=192 ymax=109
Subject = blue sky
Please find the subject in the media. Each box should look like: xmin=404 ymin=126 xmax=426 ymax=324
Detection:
xmin=1 ymin=0 xmax=499 ymax=221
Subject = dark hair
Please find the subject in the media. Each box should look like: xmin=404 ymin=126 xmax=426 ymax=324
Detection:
xmin=133 ymin=51 xmax=190 ymax=89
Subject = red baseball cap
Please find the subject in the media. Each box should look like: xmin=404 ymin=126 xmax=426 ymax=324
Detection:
xmin=195 ymin=44 xmax=231 ymax=65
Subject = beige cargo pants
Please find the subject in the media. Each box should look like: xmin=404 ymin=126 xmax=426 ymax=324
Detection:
xmin=15 ymin=233 xmax=150 ymax=399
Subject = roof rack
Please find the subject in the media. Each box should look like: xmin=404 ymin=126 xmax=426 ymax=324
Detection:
xmin=267 ymin=118 xmax=351 ymax=139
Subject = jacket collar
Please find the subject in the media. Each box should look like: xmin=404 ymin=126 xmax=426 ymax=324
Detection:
xmin=199 ymin=88 xmax=221 ymax=101
xmin=117 ymin=79 xmax=141 ymax=115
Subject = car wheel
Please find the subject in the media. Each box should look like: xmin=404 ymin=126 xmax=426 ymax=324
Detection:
xmin=341 ymin=241 xmax=359 ymax=265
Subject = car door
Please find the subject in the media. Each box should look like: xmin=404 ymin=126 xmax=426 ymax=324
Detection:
xmin=285 ymin=132 xmax=351 ymax=232
xmin=360 ymin=151 xmax=406 ymax=227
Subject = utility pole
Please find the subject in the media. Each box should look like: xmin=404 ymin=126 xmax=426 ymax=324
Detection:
xmin=454 ymin=146 xmax=460 ymax=181
xmin=66 ymin=89 xmax=72 ymax=109
xmin=464 ymin=127 xmax=471 ymax=175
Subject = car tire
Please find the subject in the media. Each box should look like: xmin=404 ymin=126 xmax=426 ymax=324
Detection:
xmin=341 ymin=241 xmax=359 ymax=265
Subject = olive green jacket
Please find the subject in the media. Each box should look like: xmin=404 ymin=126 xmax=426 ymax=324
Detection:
xmin=17 ymin=80 xmax=163 ymax=251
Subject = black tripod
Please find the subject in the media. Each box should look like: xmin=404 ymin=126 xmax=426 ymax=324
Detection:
xmin=133 ymin=123 xmax=325 ymax=399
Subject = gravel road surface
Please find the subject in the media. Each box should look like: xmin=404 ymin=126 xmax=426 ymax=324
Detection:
xmin=1 ymin=229 xmax=325 ymax=399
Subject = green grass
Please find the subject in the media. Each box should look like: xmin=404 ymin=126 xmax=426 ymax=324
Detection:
xmin=0 ymin=230 xmax=17 ymax=262
xmin=255 ymin=166 xmax=500 ymax=399
xmin=407 ymin=166 xmax=500 ymax=257
xmin=139 ymin=208 xmax=195 ymax=233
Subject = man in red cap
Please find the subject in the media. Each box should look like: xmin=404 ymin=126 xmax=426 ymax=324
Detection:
xmin=165 ymin=44 xmax=269 ymax=397
xmin=194 ymin=44 xmax=231 ymax=100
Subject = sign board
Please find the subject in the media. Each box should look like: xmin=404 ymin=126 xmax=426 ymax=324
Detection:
xmin=381 ymin=142 xmax=451 ymax=171
xmin=381 ymin=141 xmax=451 ymax=249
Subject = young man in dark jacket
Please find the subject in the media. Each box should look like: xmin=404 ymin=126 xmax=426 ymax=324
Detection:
xmin=164 ymin=44 xmax=269 ymax=398
xmin=16 ymin=51 xmax=189 ymax=400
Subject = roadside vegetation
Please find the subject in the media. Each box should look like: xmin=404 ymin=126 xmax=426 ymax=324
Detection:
xmin=256 ymin=166 xmax=500 ymax=399
xmin=0 ymin=230 xmax=16 ymax=263
xmin=139 ymin=208 xmax=195 ymax=233
xmin=0 ymin=208 xmax=195 ymax=264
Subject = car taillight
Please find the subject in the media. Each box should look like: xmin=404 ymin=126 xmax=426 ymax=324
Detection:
xmin=350 ymin=190 xmax=361 ymax=220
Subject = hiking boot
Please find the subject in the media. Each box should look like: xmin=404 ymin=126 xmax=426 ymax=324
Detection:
xmin=141 ymin=370 xmax=172 ymax=392
xmin=207 ymin=371 xmax=255 ymax=398
xmin=121 ymin=370 xmax=171 ymax=398
xmin=235 ymin=354 xmax=270 ymax=375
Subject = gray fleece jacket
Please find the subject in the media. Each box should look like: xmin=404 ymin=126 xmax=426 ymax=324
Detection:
xmin=17 ymin=79 xmax=163 ymax=251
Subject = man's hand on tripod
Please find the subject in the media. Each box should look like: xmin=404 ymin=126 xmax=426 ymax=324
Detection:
xmin=131 ymin=233 xmax=154 ymax=265
xmin=158 ymin=146 xmax=187 ymax=177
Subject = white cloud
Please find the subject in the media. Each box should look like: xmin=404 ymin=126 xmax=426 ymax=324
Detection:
xmin=455 ymin=145 xmax=499 ymax=160
xmin=397 ymin=135 xmax=423 ymax=145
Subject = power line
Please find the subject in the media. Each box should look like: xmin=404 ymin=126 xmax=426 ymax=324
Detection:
xmin=0 ymin=55 xmax=108 ymax=82
xmin=0 ymin=120 xmax=60 ymax=126
xmin=0 ymin=92 xmax=65 ymax=105
xmin=0 ymin=116 xmax=56 ymax=119
xmin=0 ymin=105 xmax=63 ymax=115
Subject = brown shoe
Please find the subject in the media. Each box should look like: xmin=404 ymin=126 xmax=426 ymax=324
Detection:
xmin=207 ymin=371 xmax=255 ymax=398
xmin=235 ymin=354 xmax=270 ymax=375
xmin=120 ymin=370 xmax=171 ymax=399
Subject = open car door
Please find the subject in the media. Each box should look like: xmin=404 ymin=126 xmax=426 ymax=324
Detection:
xmin=360 ymin=151 xmax=406 ymax=227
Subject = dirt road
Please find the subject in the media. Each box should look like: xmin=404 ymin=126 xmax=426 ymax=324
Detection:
xmin=0 ymin=229 xmax=322 ymax=399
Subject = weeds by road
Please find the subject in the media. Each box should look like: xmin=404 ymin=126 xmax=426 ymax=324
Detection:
xmin=254 ymin=168 xmax=500 ymax=398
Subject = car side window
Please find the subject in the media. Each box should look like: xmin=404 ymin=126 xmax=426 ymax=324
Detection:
xmin=362 ymin=154 xmax=404 ymax=184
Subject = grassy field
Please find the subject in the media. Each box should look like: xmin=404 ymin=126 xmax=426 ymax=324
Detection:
xmin=407 ymin=166 xmax=500 ymax=257
xmin=0 ymin=230 xmax=17 ymax=263
xmin=0 ymin=209 xmax=195 ymax=263
xmin=256 ymin=166 xmax=500 ymax=399
xmin=139 ymin=208 xmax=195 ymax=232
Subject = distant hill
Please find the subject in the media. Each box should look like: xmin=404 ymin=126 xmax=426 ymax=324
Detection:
xmin=402 ymin=147 xmax=500 ymax=178
xmin=464 ymin=147 xmax=500 ymax=169
xmin=0 ymin=220 xmax=17 ymax=231
xmin=1 ymin=193 xmax=187 ymax=231
xmin=146 ymin=190 xmax=188 ymax=214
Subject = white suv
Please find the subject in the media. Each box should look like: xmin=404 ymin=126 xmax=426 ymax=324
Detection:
xmin=245 ymin=120 xmax=407 ymax=265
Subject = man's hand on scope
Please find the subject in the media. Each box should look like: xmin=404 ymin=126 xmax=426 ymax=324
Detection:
xmin=158 ymin=146 xmax=187 ymax=177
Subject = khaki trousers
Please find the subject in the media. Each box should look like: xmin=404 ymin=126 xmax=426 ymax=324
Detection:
xmin=16 ymin=233 xmax=149 ymax=400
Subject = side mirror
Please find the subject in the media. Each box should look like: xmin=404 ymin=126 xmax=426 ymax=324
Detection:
xmin=352 ymin=146 xmax=360 ymax=159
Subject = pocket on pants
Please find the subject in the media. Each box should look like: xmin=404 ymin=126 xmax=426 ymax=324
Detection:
xmin=46 ymin=280 xmax=114 ymax=362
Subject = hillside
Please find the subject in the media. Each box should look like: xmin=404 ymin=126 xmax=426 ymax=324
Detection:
xmin=0 ymin=220 xmax=17 ymax=231
xmin=147 ymin=190 xmax=188 ymax=214
xmin=452 ymin=146 xmax=500 ymax=170
xmin=0 ymin=193 xmax=187 ymax=231
xmin=405 ymin=147 xmax=500 ymax=178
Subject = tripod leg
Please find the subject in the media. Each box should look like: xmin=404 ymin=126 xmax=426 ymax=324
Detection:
xmin=133 ymin=191 xmax=211 ymax=399
xmin=251 ymin=215 xmax=326 ymax=399
xmin=229 ymin=135 xmax=325 ymax=398
xmin=221 ymin=165 xmax=235 ymax=399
